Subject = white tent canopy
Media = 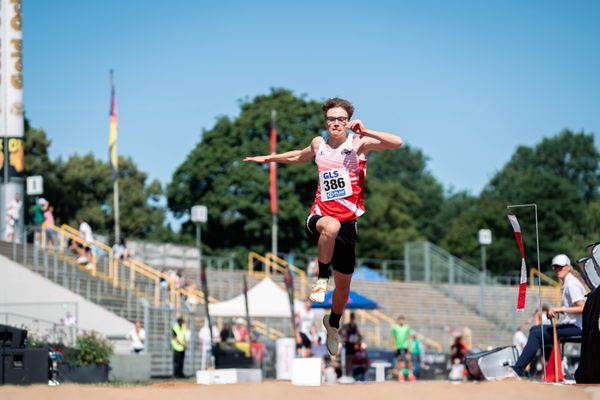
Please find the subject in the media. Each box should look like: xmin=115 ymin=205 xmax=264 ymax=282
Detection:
xmin=208 ymin=277 xmax=304 ymax=318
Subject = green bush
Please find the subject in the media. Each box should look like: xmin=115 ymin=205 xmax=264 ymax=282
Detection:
xmin=70 ymin=331 xmax=113 ymax=366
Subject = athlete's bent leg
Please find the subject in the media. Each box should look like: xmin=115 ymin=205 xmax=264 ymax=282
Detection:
xmin=322 ymin=271 xmax=352 ymax=356
xmin=331 ymin=270 xmax=351 ymax=317
xmin=316 ymin=216 xmax=341 ymax=266
xmin=309 ymin=217 xmax=341 ymax=303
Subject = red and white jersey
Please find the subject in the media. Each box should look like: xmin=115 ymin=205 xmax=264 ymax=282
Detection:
xmin=309 ymin=134 xmax=367 ymax=221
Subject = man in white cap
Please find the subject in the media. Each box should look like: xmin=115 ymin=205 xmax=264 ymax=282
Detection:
xmin=512 ymin=254 xmax=586 ymax=377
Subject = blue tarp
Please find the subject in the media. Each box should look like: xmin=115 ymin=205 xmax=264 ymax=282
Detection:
xmin=352 ymin=266 xmax=389 ymax=282
xmin=311 ymin=290 xmax=379 ymax=309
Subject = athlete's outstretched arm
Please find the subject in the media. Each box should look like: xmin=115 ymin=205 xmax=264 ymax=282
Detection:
xmin=348 ymin=119 xmax=403 ymax=153
xmin=243 ymin=137 xmax=320 ymax=164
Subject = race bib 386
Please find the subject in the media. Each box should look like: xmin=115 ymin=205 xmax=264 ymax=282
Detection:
xmin=319 ymin=168 xmax=353 ymax=201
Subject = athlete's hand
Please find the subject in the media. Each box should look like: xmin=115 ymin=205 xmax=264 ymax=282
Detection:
xmin=347 ymin=119 xmax=368 ymax=136
xmin=243 ymin=155 xmax=270 ymax=163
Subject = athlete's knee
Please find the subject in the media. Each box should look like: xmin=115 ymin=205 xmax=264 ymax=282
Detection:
xmin=318 ymin=217 xmax=341 ymax=238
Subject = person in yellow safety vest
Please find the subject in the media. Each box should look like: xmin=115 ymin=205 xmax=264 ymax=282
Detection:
xmin=172 ymin=317 xmax=189 ymax=378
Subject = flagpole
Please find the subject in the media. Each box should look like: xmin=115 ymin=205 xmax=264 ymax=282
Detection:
xmin=109 ymin=70 xmax=121 ymax=244
xmin=270 ymin=109 xmax=278 ymax=258
xmin=114 ymin=179 xmax=120 ymax=244
xmin=507 ymin=203 xmax=545 ymax=379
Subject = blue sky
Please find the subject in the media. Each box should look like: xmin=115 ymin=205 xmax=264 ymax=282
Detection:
xmin=23 ymin=0 xmax=600 ymax=196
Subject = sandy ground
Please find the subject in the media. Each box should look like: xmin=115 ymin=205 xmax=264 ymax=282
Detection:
xmin=2 ymin=380 xmax=600 ymax=400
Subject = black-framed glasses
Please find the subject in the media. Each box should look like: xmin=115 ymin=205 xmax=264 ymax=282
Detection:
xmin=326 ymin=116 xmax=348 ymax=124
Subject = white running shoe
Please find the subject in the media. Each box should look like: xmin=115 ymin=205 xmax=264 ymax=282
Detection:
xmin=323 ymin=315 xmax=340 ymax=356
xmin=309 ymin=278 xmax=327 ymax=303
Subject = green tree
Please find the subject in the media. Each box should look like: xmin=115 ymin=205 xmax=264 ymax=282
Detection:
xmin=442 ymin=130 xmax=599 ymax=275
xmin=368 ymin=145 xmax=445 ymax=242
xmin=168 ymin=88 xmax=322 ymax=255
xmin=24 ymin=122 xmax=166 ymax=241
xmin=358 ymin=179 xmax=421 ymax=259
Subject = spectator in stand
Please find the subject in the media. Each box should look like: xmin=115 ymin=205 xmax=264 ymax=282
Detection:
xmin=184 ymin=283 xmax=199 ymax=310
xmin=43 ymin=203 xmax=55 ymax=248
xmin=127 ymin=320 xmax=146 ymax=353
xmin=199 ymin=319 xmax=219 ymax=370
xmin=513 ymin=326 xmax=528 ymax=356
xmin=391 ymin=315 xmax=416 ymax=382
xmin=233 ymin=318 xmax=248 ymax=343
xmin=33 ymin=198 xmax=46 ymax=245
xmin=67 ymin=238 xmax=86 ymax=260
xmin=351 ymin=341 xmax=371 ymax=381
xmin=450 ymin=335 xmax=468 ymax=364
xmin=79 ymin=218 xmax=94 ymax=243
xmin=165 ymin=269 xmax=178 ymax=287
xmin=296 ymin=299 xmax=318 ymax=357
xmin=220 ymin=322 xmax=235 ymax=346
xmin=312 ymin=335 xmax=329 ymax=359
xmin=340 ymin=312 xmax=362 ymax=375
xmin=410 ymin=331 xmax=423 ymax=379
xmin=175 ymin=269 xmax=184 ymax=288
xmin=112 ymin=238 xmax=125 ymax=259
xmin=448 ymin=335 xmax=469 ymax=381
xmin=4 ymin=215 xmax=15 ymax=243
xmin=5 ymin=193 xmax=22 ymax=242
xmin=78 ymin=218 xmax=94 ymax=267
xmin=159 ymin=272 xmax=169 ymax=290
xmin=249 ymin=324 xmax=266 ymax=367
xmin=112 ymin=238 xmax=132 ymax=260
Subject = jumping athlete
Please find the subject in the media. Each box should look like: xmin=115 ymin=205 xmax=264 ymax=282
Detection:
xmin=243 ymin=98 xmax=403 ymax=355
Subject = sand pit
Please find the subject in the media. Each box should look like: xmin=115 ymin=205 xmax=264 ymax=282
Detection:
xmin=1 ymin=380 xmax=600 ymax=400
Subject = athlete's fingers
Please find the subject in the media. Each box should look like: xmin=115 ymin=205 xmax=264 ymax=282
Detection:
xmin=347 ymin=120 xmax=364 ymax=134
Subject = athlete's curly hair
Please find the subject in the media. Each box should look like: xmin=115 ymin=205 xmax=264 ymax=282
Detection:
xmin=322 ymin=98 xmax=354 ymax=119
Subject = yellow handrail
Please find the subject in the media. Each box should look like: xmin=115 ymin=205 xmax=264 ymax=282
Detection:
xmin=60 ymin=223 xmax=80 ymax=236
xmin=248 ymin=251 xmax=288 ymax=275
xmin=529 ymin=268 xmax=562 ymax=305
xmin=248 ymin=251 xmax=268 ymax=275
xmin=44 ymin=226 xmax=287 ymax=340
xmin=248 ymin=252 xmax=308 ymax=299
xmin=529 ymin=267 xmax=561 ymax=288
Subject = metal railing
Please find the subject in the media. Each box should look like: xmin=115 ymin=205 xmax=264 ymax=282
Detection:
xmin=404 ymin=241 xmax=565 ymax=337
